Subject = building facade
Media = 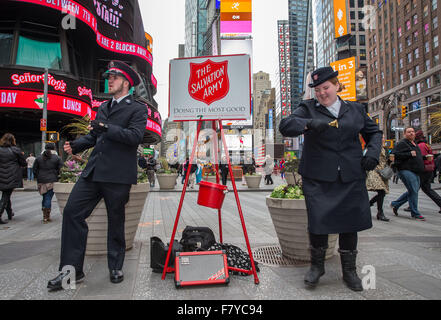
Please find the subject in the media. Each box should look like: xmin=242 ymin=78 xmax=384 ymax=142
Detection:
xmin=366 ymin=0 xmax=441 ymax=148
xmin=0 ymin=0 xmax=161 ymax=156
xmin=288 ymin=0 xmax=315 ymax=110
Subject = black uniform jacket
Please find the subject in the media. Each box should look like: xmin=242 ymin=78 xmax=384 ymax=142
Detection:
xmin=71 ymin=96 xmax=147 ymax=185
xmin=279 ymin=98 xmax=382 ymax=183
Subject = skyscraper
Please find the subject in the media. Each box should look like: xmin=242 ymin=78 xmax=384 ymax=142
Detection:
xmin=288 ymin=0 xmax=315 ymax=110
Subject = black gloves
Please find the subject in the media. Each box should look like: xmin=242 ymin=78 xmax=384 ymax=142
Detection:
xmin=307 ymin=119 xmax=329 ymax=133
xmin=90 ymin=120 xmax=109 ymax=134
xmin=361 ymin=156 xmax=378 ymax=171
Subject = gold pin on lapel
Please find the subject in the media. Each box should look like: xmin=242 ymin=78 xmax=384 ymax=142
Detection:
xmin=328 ymin=120 xmax=339 ymax=128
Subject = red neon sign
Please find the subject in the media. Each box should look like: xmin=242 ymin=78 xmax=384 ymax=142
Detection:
xmin=14 ymin=0 xmax=153 ymax=67
xmin=0 ymin=89 xmax=91 ymax=117
xmin=11 ymin=72 xmax=67 ymax=92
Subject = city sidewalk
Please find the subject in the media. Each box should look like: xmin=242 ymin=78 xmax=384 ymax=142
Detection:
xmin=1 ymin=176 xmax=441 ymax=300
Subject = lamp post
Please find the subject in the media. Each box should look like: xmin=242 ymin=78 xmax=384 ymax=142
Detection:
xmin=41 ymin=68 xmax=49 ymax=152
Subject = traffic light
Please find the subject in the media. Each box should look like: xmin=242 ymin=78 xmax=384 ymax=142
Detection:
xmin=46 ymin=131 xmax=59 ymax=142
xmin=401 ymin=105 xmax=408 ymax=119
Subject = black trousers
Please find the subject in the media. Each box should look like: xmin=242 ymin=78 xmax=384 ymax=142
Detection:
xmin=309 ymin=232 xmax=358 ymax=251
xmin=221 ymin=172 xmax=228 ymax=185
xmin=59 ymin=176 xmax=131 ymax=273
xmin=369 ymin=190 xmax=386 ymax=211
xmin=0 ymin=189 xmax=13 ymax=215
xmin=420 ymin=171 xmax=441 ymax=208
xmin=265 ymin=174 xmax=273 ymax=184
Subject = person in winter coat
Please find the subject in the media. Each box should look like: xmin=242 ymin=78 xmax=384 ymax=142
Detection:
xmin=390 ymin=127 xmax=425 ymax=220
xmin=415 ymin=130 xmax=441 ymax=214
xmin=264 ymin=155 xmax=274 ymax=185
xmin=279 ymin=66 xmax=382 ymax=292
xmin=33 ymin=143 xmax=63 ymax=223
xmin=0 ymin=133 xmax=26 ymax=224
xmin=366 ymin=137 xmax=390 ymax=222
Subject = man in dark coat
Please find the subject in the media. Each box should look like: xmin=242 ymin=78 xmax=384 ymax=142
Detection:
xmin=47 ymin=61 xmax=147 ymax=291
xmin=279 ymin=66 xmax=382 ymax=292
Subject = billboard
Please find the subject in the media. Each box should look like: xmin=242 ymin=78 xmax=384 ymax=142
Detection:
xmin=169 ymin=55 xmax=251 ymax=121
xmin=330 ymin=57 xmax=356 ymax=101
xmin=221 ymin=39 xmax=253 ymax=127
xmin=333 ymin=0 xmax=349 ymax=38
xmin=13 ymin=0 xmax=153 ymax=67
xmin=220 ymin=0 xmax=252 ymax=38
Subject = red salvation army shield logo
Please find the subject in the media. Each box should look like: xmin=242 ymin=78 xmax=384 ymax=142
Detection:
xmin=188 ymin=59 xmax=230 ymax=106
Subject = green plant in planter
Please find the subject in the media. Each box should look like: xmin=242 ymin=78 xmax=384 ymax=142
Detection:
xmin=245 ymin=172 xmax=260 ymax=176
xmin=270 ymin=184 xmax=304 ymax=199
xmin=284 ymin=159 xmax=300 ymax=174
xmin=270 ymin=158 xmax=304 ymax=199
xmin=60 ymin=115 xmax=149 ymax=183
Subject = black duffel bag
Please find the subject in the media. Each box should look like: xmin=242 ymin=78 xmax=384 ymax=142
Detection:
xmin=179 ymin=226 xmax=216 ymax=252
xmin=150 ymin=236 xmax=183 ymax=273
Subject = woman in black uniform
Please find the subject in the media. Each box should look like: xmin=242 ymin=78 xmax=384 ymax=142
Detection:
xmin=279 ymin=67 xmax=382 ymax=291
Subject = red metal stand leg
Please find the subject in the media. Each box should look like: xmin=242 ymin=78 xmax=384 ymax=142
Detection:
xmin=218 ymin=120 xmax=260 ymax=285
xmin=161 ymin=120 xmax=203 ymax=280
xmin=212 ymin=120 xmax=223 ymax=243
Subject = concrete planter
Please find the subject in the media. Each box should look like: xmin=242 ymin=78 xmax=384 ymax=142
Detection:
xmin=266 ymin=196 xmax=337 ymax=261
xmin=203 ymin=175 xmax=218 ymax=183
xmin=244 ymin=174 xmax=262 ymax=188
xmin=54 ymin=182 xmax=150 ymax=256
xmin=156 ymin=173 xmax=178 ymax=190
xmin=285 ymin=172 xmax=295 ymax=185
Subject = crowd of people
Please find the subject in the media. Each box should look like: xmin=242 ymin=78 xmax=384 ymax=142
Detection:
xmin=1 ymin=63 xmax=441 ymax=293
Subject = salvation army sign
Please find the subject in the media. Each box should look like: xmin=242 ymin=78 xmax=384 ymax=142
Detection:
xmin=169 ymin=54 xmax=251 ymax=121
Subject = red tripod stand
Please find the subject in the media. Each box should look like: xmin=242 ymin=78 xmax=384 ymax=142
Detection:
xmin=161 ymin=119 xmax=260 ymax=285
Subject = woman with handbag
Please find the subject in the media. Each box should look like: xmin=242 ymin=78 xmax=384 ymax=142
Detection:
xmin=366 ymin=137 xmax=391 ymax=222
xmin=0 ymin=133 xmax=26 ymax=224
xmin=415 ymin=131 xmax=441 ymax=213
xmin=33 ymin=143 xmax=63 ymax=223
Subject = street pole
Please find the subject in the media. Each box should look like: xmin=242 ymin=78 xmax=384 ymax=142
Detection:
xmin=42 ymin=68 xmax=48 ymax=152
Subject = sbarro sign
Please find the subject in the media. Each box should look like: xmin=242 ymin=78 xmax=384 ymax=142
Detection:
xmin=169 ymin=54 xmax=251 ymax=121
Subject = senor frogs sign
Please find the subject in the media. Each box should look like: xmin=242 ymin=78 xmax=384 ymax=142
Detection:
xmin=169 ymin=54 xmax=251 ymax=121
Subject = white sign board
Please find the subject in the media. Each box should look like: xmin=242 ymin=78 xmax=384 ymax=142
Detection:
xmin=169 ymin=54 xmax=251 ymax=121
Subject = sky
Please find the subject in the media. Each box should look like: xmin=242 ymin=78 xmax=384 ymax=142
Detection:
xmin=139 ymin=0 xmax=288 ymax=120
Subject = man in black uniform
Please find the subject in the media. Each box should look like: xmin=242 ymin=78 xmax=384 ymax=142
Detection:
xmin=48 ymin=61 xmax=147 ymax=290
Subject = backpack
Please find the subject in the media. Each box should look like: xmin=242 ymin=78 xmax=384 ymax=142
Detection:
xmin=150 ymin=236 xmax=183 ymax=273
xmin=179 ymin=226 xmax=216 ymax=252
xmin=208 ymin=243 xmax=260 ymax=276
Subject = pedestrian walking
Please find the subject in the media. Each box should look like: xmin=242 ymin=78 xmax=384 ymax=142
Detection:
xmin=195 ymin=160 xmax=203 ymax=184
xmin=390 ymin=127 xmax=425 ymax=221
xmin=264 ymin=155 xmax=274 ymax=185
xmin=219 ymin=157 xmax=229 ymax=186
xmin=279 ymin=66 xmax=382 ymax=292
xmin=366 ymin=138 xmax=390 ymax=222
xmin=0 ymin=133 xmax=26 ymax=224
xmin=26 ymin=153 xmax=36 ymax=181
xmin=33 ymin=143 xmax=63 ymax=223
xmin=47 ymin=60 xmax=147 ymax=291
xmin=146 ymin=154 xmax=157 ymax=188
xmin=415 ymin=130 xmax=441 ymax=214
xmin=279 ymin=158 xmax=286 ymax=180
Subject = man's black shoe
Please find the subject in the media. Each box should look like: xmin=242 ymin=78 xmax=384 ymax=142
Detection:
xmin=47 ymin=271 xmax=85 ymax=291
xmin=110 ymin=270 xmax=124 ymax=283
xmin=390 ymin=204 xmax=399 ymax=216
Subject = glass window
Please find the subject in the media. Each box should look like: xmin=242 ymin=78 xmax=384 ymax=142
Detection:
xmin=433 ymin=17 xmax=438 ymax=29
xmin=0 ymin=32 xmax=13 ymax=65
xmin=433 ymin=0 xmax=438 ymax=10
xmin=434 ymin=36 xmax=439 ymax=49
xmin=16 ymin=36 xmax=62 ymax=70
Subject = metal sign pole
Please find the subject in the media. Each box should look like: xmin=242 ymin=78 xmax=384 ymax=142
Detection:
xmin=41 ymin=68 xmax=49 ymax=152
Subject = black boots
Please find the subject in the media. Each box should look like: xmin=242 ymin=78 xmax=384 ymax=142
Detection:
xmin=304 ymin=246 xmax=327 ymax=288
xmin=339 ymin=249 xmax=363 ymax=292
xmin=376 ymin=209 xmax=390 ymax=222
xmin=0 ymin=200 xmax=7 ymax=224
xmin=42 ymin=208 xmax=52 ymax=223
